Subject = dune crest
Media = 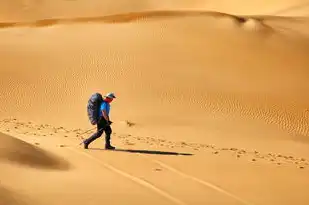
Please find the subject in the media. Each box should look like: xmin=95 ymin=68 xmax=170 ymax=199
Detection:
xmin=1 ymin=0 xmax=309 ymax=22
xmin=0 ymin=10 xmax=252 ymax=29
xmin=0 ymin=9 xmax=308 ymax=36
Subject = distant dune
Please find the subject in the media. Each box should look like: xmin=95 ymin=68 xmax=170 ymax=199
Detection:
xmin=1 ymin=0 xmax=309 ymax=22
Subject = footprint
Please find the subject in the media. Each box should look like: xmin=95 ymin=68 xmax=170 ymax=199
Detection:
xmin=154 ymin=168 xmax=162 ymax=171
xmin=201 ymin=144 xmax=209 ymax=148
xmin=213 ymin=151 xmax=219 ymax=155
xmin=256 ymin=155 xmax=264 ymax=159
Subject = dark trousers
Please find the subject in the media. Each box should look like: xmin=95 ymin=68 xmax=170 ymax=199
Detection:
xmin=84 ymin=117 xmax=112 ymax=146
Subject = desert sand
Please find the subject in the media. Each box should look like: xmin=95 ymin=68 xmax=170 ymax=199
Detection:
xmin=1 ymin=1 xmax=309 ymax=205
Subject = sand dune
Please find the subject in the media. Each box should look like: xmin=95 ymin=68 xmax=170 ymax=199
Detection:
xmin=1 ymin=10 xmax=309 ymax=139
xmin=1 ymin=0 xmax=309 ymax=204
xmin=0 ymin=9 xmax=307 ymax=30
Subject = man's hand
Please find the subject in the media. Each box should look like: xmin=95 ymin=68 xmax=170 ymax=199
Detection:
xmin=102 ymin=110 xmax=110 ymax=122
xmin=107 ymin=121 xmax=113 ymax=125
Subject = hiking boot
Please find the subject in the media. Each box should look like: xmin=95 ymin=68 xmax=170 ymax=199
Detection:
xmin=105 ymin=134 xmax=114 ymax=150
xmin=105 ymin=144 xmax=115 ymax=150
xmin=83 ymin=141 xmax=89 ymax=149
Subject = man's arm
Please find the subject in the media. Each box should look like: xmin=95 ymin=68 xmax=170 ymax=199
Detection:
xmin=102 ymin=110 xmax=110 ymax=122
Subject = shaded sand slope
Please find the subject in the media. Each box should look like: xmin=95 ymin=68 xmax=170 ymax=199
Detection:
xmin=0 ymin=132 xmax=69 ymax=205
xmin=0 ymin=186 xmax=30 ymax=205
xmin=0 ymin=132 xmax=70 ymax=170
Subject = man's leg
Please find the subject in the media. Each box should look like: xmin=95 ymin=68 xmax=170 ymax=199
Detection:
xmin=83 ymin=124 xmax=104 ymax=149
xmin=104 ymin=125 xmax=115 ymax=149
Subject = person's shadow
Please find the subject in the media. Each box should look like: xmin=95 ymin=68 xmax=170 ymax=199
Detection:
xmin=89 ymin=148 xmax=193 ymax=156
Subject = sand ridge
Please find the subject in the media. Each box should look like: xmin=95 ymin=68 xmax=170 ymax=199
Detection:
xmin=0 ymin=131 xmax=70 ymax=170
xmin=0 ymin=10 xmax=308 ymax=37
xmin=1 ymin=0 xmax=309 ymax=22
xmin=0 ymin=10 xmax=247 ymax=28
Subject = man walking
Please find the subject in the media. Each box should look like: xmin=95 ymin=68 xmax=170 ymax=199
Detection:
xmin=83 ymin=92 xmax=116 ymax=150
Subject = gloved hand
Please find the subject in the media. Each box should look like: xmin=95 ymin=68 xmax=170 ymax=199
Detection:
xmin=108 ymin=121 xmax=113 ymax=125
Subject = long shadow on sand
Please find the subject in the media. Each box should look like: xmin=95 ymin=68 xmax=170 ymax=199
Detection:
xmin=89 ymin=148 xmax=193 ymax=156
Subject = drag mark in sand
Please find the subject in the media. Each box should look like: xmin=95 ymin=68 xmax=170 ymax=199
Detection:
xmin=141 ymin=155 xmax=254 ymax=205
xmin=66 ymin=147 xmax=187 ymax=205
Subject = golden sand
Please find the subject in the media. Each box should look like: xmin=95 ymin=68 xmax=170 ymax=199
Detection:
xmin=1 ymin=1 xmax=309 ymax=205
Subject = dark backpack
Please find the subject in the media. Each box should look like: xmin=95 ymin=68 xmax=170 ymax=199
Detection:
xmin=87 ymin=93 xmax=103 ymax=125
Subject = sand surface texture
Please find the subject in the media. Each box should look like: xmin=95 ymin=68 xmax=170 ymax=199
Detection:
xmin=1 ymin=1 xmax=309 ymax=205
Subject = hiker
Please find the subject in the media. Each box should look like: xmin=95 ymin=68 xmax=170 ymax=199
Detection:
xmin=83 ymin=92 xmax=116 ymax=150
